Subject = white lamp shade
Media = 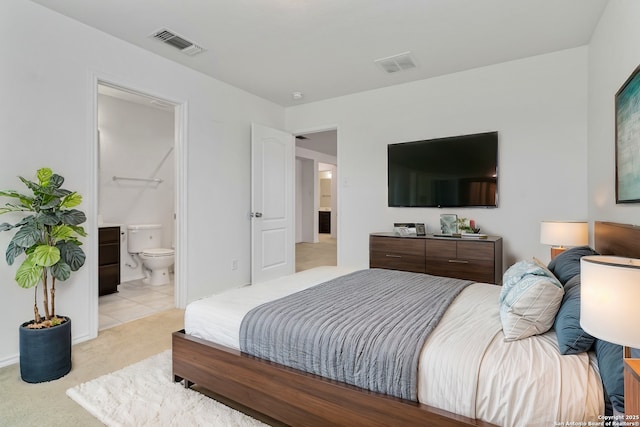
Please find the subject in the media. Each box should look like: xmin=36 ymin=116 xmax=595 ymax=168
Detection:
xmin=580 ymin=255 xmax=640 ymax=348
xmin=540 ymin=221 xmax=588 ymax=246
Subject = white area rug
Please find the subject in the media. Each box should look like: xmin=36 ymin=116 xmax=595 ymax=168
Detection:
xmin=66 ymin=350 xmax=267 ymax=427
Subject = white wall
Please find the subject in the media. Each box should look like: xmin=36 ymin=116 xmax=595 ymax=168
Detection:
xmin=587 ymin=0 xmax=640 ymax=228
xmin=330 ymin=164 xmax=338 ymax=240
xmin=286 ymin=47 xmax=590 ymax=269
xmin=0 ymin=0 xmax=284 ymax=366
xmin=98 ymin=94 xmax=175 ymax=282
xmin=296 ymin=158 xmax=316 ymax=243
xmin=295 ymin=158 xmax=303 ymax=242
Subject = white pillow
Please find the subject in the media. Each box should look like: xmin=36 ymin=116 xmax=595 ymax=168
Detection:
xmin=499 ymin=260 xmax=564 ymax=341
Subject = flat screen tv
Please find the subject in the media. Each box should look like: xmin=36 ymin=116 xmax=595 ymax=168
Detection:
xmin=388 ymin=131 xmax=498 ymax=208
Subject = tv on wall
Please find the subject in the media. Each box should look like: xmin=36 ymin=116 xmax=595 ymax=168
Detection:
xmin=388 ymin=131 xmax=498 ymax=208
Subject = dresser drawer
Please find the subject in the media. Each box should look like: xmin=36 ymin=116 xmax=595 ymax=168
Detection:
xmin=425 ymin=259 xmax=495 ymax=284
xmin=425 ymin=239 xmax=499 ymax=284
xmin=369 ymin=235 xmax=425 ymax=273
xmin=425 ymin=240 xmax=456 ymax=259
xmin=370 ymin=252 xmax=426 ymax=273
xmin=370 ymin=235 xmax=425 ymax=256
xmin=457 ymin=241 xmax=494 ymax=261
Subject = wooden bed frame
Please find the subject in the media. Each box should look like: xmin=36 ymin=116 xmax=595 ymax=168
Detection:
xmin=172 ymin=221 xmax=640 ymax=427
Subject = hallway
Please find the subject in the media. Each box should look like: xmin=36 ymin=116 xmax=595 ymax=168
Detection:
xmin=295 ymin=234 xmax=337 ymax=272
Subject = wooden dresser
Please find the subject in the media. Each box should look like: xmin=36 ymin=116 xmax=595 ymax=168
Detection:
xmin=369 ymin=232 xmax=503 ymax=285
xmin=98 ymin=226 xmax=121 ymax=296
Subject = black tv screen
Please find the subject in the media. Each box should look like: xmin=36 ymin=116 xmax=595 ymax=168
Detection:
xmin=388 ymin=131 xmax=498 ymax=208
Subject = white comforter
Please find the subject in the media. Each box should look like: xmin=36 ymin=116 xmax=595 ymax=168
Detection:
xmin=185 ymin=266 xmax=604 ymax=426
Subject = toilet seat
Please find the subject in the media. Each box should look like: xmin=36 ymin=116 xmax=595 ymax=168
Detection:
xmin=141 ymin=248 xmax=175 ymax=257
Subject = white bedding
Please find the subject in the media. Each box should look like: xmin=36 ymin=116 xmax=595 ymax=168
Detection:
xmin=185 ymin=266 xmax=360 ymax=349
xmin=185 ymin=266 xmax=604 ymax=426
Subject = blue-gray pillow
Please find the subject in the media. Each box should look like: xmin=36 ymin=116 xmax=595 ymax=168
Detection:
xmin=594 ymin=339 xmax=624 ymax=414
xmin=553 ymin=275 xmax=595 ymax=355
xmin=500 ymin=260 xmax=564 ymax=341
xmin=563 ymin=273 xmax=582 ymax=293
xmin=547 ymin=246 xmax=599 ymax=285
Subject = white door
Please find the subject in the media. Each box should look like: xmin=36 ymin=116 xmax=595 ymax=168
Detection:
xmin=251 ymin=123 xmax=295 ymax=283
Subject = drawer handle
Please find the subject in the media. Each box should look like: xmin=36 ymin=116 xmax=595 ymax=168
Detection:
xmin=385 ymin=254 xmax=402 ymax=258
xmin=448 ymin=259 xmax=469 ymax=264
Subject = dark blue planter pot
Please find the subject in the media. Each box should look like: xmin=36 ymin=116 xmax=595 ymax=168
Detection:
xmin=19 ymin=316 xmax=72 ymax=383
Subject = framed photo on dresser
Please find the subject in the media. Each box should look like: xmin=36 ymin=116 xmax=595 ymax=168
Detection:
xmin=440 ymin=214 xmax=457 ymax=234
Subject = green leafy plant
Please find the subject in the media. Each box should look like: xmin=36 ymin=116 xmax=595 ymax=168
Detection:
xmin=0 ymin=168 xmax=86 ymax=328
xmin=456 ymin=217 xmax=480 ymax=234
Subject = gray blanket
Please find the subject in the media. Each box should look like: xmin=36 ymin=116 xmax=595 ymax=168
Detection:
xmin=239 ymin=268 xmax=472 ymax=401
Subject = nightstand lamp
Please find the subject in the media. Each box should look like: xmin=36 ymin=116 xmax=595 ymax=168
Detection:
xmin=540 ymin=221 xmax=588 ymax=259
xmin=581 ymin=256 xmax=640 ymax=415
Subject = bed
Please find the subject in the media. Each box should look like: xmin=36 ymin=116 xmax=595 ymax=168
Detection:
xmin=172 ymin=221 xmax=639 ymax=426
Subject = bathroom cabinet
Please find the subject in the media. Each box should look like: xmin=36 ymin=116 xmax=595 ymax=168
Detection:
xmin=99 ymin=226 xmax=121 ymax=296
xmin=319 ymin=211 xmax=331 ymax=233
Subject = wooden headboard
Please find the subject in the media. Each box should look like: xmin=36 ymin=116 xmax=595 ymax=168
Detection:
xmin=594 ymin=221 xmax=640 ymax=258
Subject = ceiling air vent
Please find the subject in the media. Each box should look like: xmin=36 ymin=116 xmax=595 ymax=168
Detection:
xmin=150 ymin=28 xmax=205 ymax=56
xmin=374 ymin=51 xmax=418 ymax=74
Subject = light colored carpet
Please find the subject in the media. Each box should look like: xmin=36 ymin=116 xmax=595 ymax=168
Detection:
xmin=0 ymin=308 xmax=184 ymax=427
xmin=67 ymin=350 xmax=266 ymax=427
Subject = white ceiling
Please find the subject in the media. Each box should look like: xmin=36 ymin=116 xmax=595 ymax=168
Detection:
xmin=31 ymin=0 xmax=609 ymax=107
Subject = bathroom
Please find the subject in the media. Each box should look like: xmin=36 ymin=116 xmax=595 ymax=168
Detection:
xmin=97 ymin=84 xmax=176 ymax=330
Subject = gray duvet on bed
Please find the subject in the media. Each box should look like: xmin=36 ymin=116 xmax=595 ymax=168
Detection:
xmin=239 ymin=268 xmax=472 ymax=401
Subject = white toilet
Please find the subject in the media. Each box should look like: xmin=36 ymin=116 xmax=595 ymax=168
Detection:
xmin=127 ymin=224 xmax=174 ymax=286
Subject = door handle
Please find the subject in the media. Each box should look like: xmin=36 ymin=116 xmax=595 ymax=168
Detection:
xmin=250 ymin=212 xmax=263 ymax=218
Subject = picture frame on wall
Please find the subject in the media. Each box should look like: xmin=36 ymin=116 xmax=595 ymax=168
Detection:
xmin=615 ymin=64 xmax=640 ymax=203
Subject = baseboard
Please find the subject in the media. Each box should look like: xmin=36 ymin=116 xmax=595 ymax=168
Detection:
xmin=0 ymin=353 xmax=19 ymax=368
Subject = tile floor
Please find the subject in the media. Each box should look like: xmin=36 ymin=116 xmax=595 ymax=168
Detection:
xmin=98 ymin=278 xmax=175 ymax=331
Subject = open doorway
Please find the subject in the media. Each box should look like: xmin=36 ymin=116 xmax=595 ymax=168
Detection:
xmin=294 ymin=130 xmax=337 ymax=272
xmin=96 ymin=83 xmax=178 ymax=330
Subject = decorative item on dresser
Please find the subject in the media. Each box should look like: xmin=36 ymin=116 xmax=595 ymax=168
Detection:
xmin=98 ymin=226 xmax=121 ymax=296
xmin=369 ymin=232 xmax=503 ymax=285
xmin=580 ymin=255 xmax=640 ymax=415
xmin=540 ymin=220 xmax=589 ymax=259
xmin=439 ymin=213 xmax=458 ymax=234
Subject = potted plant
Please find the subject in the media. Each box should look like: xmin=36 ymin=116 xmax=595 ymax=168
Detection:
xmin=0 ymin=167 xmax=86 ymax=383
xmin=456 ymin=217 xmax=481 ymax=234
